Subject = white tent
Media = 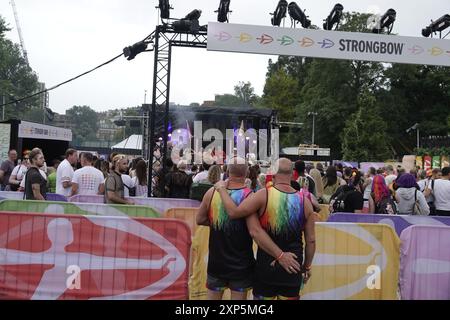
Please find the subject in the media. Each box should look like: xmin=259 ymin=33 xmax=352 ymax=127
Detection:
xmin=111 ymin=135 xmax=142 ymax=151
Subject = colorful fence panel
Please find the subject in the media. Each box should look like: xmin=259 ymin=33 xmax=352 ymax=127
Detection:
xmin=188 ymin=222 xmax=400 ymax=300
xmin=0 ymin=200 xmax=159 ymax=218
xmin=0 ymin=212 xmax=191 ymax=299
xmin=400 ymin=225 xmax=450 ymax=300
xmin=163 ymin=208 xmax=199 ymax=236
xmin=327 ymin=213 xmax=450 ymax=237
xmin=68 ymin=195 xmax=200 ymax=214
xmin=0 ymin=192 xmax=67 ymax=202
xmin=301 ymin=223 xmax=400 ymax=300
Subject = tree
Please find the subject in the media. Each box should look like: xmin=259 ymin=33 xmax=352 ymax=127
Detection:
xmin=234 ymin=81 xmax=258 ymax=106
xmin=0 ymin=15 xmax=40 ymax=120
xmin=66 ymin=106 xmax=99 ymax=143
xmin=215 ymin=82 xmax=260 ymax=107
xmin=341 ymin=92 xmax=392 ymax=161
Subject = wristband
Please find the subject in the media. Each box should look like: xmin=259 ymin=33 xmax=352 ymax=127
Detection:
xmin=275 ymin=251 xmax=284 ymax=261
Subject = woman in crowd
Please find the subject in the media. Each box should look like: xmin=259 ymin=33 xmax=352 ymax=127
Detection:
xmin=395 ymin=173 xmax=429 ymax=215
xmin=369 ymin=175 xmax=398 ymax=214
xmin=207 ymin=165 xmax=222 ymax=185
xmin=322 ymin=166 xmax=341 ymax=204
xmin=8 ymin=151 xmax=30 ymax=191
xmin=309 ymin=168 xmax=324 ymax=201
xmin=132 ymin=159 xmax=148 ymax=197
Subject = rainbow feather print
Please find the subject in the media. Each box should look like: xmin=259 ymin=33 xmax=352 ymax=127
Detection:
xmin=209 ymin=188 xmax=251 ymax=230
xmin=260 ymin=188 xmax=304 ymax=236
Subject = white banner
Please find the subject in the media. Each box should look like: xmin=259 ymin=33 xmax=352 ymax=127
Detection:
xmin=19 ymin=121 xmax=72 ymax=142
xmin=0 ymin=123 xmax=11 ymax=161
xmin=207 ymin=22 xmax=450 ymax=67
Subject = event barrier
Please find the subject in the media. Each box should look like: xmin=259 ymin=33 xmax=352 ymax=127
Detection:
xmin=400 ymin=225 xmax=450 ymax=300
xmin=327 ymin=213 xmax=450 ymax=237
xmin=163 ymin=208 xmax=199 ymax=236
xmin=0 ymin=200 xmax=159 ymax=218
xmin=68 ymin=195 xmax=200 ymax=214
xmin=0 ymin=211 xmax=191 ymax=299
xmin=189 ymin=222 xmax=400 ymax=300
xmin=317 ymin=204 xmax=330 ymax=222
xmin=0 ymin=191 xmax=67 ymax=202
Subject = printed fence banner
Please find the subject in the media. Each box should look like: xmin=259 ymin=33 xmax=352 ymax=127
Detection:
xmin=0 ymin=211 xmax=191 ymax=299
xmin=0 ymin=200 xmax=159 ymax=218
xmin=301 ymin=223 xmax=400 ymax=300
xmin=189 ymin=226 xmax=210 ymax=300
xmin=69 ymin=195 xmax=200 ymax=215
xmin=415 ymin=156 xmax=423 ymax=170
xmin=424 ymin=156 xmax=432 ymax=176
xmin=442 ymin=156 xmax=449 ymax=169
xmin=432 ymin=156 xmax=441 ymax=169
xmin=189 ymin=222 xmax=400 ymax=300
xmin=400 ymin=225 xmax=450 ymax=300
xmin=0 ymin=192 xmax=67 ymax=202
xmin=328 ymin=213 xmax=450 ymax=237
xmin=207 ymin=22 xmax=450 ymax=67
xmin=163 ymin=208 xmax=199 ymax=236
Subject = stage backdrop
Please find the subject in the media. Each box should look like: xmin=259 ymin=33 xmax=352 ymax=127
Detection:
xmin=0 ymin=212 xmax=191 ymax=299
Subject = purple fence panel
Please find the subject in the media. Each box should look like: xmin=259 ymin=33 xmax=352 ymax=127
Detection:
xmin=328 ymin=213 xmax=450 ymax=237
xmin=400 ymin=225 xmax=450 ymax=300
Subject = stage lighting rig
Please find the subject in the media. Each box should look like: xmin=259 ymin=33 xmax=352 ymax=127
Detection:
xmin=172 ymin=9 xmax=203 ymax=33
xmin=323 ymin=3 xmax=344 ymax=30
xmin=288 ymin=2 xmax=311 ymax=29
xmin=372 ymin=8 xmax=396 ymax=34
xmin=271 ymin=0 xmax=288 ymax=27
xmin=216 ymin=0 xmax=232 ymax=23
xmin=123 ymin=41 xmax=148 ymax=61
xmin=157 ymin=0 xmax=173 ymax=20
xmin=422 ymin=14 xmax=450 ymax=38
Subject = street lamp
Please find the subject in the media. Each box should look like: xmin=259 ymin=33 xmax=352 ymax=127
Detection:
xmin=406 ymin=123 xmax=420 ymax=149
xmin=307 ymin=112 xmax=318 ymax=145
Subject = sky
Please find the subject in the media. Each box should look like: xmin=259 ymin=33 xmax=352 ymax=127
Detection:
xmin=0 ymin=0 xmax=449 ymax=114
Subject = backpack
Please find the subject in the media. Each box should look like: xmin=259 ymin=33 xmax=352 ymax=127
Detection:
xmin=330 ymin=186 xmax=354 ymax=213
xmin=189 ymin=182 xmax=213 ymax=201
xmin=375 ymin=196 xmax=398 ymax=215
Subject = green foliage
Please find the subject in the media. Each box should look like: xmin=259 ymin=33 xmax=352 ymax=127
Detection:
xmin=0 ymin=15 xmax=40 ymax=120
xmin=214 ymin=81 xmax=261 ymax=107
xmin=66 ymin=106 xmax=99 ymax=143
xmin=341 ymin=92 xmax=392 ymax=161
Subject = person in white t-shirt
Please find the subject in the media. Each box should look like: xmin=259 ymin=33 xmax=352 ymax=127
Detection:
xmin=131 ymin=159 xmax=148 ymax=197
xmin=71 ymin=152 xmax=105 ymax=196
xmin=384 ymin=165 xmax=397 ymax=187
xmin=122 ymin=173 xmax=135 ymax=197
xmin=429 ymin=167 xmax=450 ymax=216
xmin=192 ymin=163 xmax=211 ymax=183
xmin=9 ymin=153 xmax=30 ymax=191
xmin=56 ymin=148 xmax=78 ymax=197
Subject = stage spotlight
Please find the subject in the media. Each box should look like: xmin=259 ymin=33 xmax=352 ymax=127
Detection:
xmin=288 ymin=2 xmax=311 ymax=28
xmin=123 ymin=41 xmax=148 ymax=61
xmin=323 ymin=3 xmax=344 ymax=30
xmin=422 ymin=14 xmax=450 ymax=38
xmin=185 ymin=9 xmax=202 ymax=21
xmin=216 ymin=0 xmax=231 ymax=23
xmin=271 ymin=0 xmax=288 ymax=27
xmin=372 ymin=8 xmax=396 ymax=34
xmin=158 ymin=0 xmax=172 ymax=20
xmin=173 ymin=9 xmax=202 ymax=33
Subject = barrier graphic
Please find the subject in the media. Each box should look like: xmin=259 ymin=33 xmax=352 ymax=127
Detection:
xmin=0 ymin=212 xmax=191 ymax=299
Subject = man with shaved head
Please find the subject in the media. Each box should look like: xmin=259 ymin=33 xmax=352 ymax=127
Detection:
xmin=196 ymin=157 xmax=254 ymax=299
xmin=215 ymin=158 xmax=316 ymax=300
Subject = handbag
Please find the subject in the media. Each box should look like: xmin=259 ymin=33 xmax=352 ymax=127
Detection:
xmin=413 ymin=190 xmax=422 ymax=215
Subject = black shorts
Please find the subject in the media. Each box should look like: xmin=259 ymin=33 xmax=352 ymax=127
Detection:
xmin=206 ymin=274 xmax=253 ymax=293
xmin=252 ymin=279 xmax=302 ymax=300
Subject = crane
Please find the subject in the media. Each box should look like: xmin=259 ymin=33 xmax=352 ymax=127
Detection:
xmin=10 ymin=0 xmax=29 ymax=65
